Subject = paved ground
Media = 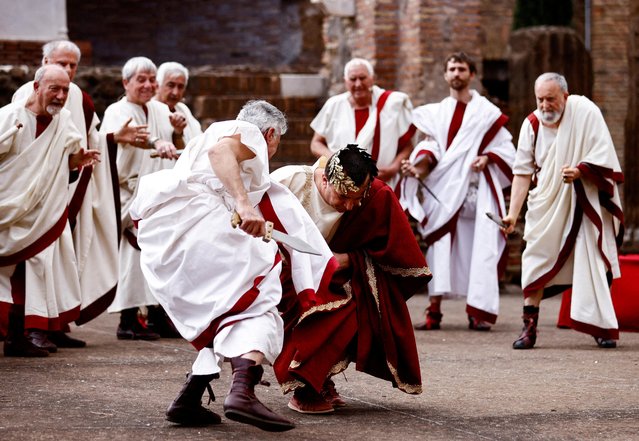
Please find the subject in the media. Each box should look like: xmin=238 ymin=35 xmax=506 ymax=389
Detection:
xmin=1 ymin=287 xmax=638 ymax=441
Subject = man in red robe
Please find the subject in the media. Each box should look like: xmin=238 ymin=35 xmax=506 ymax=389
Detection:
xmin=272 ymin=145 xmax=432 ymax=413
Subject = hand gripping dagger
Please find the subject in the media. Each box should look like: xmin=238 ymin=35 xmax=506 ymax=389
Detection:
xmin=231 ymin=211 xmax=322 ymax=256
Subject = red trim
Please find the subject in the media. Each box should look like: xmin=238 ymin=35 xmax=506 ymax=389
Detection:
xmin=568 ymin=317 xmax=619 ymax=340
xmin=371 ymin=90 xmax=393 ymax=161
xmin=354 ymin=108 xmax=369 ymax=138
xmin=123 ymin=229 xmax=140 ymax=251
xmin=574 ymin=179 xmax=611 ymax=271
xmin=190 ymin=254 xmax=282 ymax=351
xmin=81 ymin=90 xmax=95 ymax=134
xmin=398 ymin=124 xmax=417 ymax=150
xmin=75 ymin=284 xmax=117 ymax=326
xmin=259 ymin=192 xmax=340 ymax=311
xmin=466 ymin=304 xmax=497 ymax=324
xmin=25 ymin=305 xmax=81 ymax=332
xmin=68 ymin=165 xmax=94 ymax=230
xmin=524 ymin=205 xmax=583 ymax=298
xmin=0 ymin=208 xmax=69 ymax=267
xmin=478 ymin=114 xmax=509 ymax=154
xmin=424 ymin=208 xmax=461 ymax=246
xmin=485 ymin=152 xmax=513 ymax=181
xmin=527 ymin=112 xmax=539 ymax=148
xmin=446 ymin=101 xmax=466 ymax=149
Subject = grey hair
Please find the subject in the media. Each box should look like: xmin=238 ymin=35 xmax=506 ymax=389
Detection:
xmin=236 ymin=100 xmax=287 ymax=135
xmin=122 ymin=56 xmax=157 ymax=81
xmin=34 ymin=64 xmax=68 ymax=83
xmin=535 ymin=72 xmax=568 ymax=93
xmin=344 ymin=58 xmax=374 ymax=79
xmin=42 ymin=40 xmax=81 ymax=65
xmin=157 ymin=62 xmax=189 ymax=86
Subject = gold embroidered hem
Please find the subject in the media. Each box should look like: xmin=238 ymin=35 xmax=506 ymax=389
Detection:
xmin=379 ymin=264 xmax=432 ymax=278
xmin=280 ymin=378 xmax=306 ymax=394
xmin=297 ymin=282 xmax=353 ymax=325
xmin=328 ymin=358 xmax=350 ymax=377
xmin=365 ymin=254 xmax=381 ymax=311
xmin=387 ymin=361 xmax=422 ymax=395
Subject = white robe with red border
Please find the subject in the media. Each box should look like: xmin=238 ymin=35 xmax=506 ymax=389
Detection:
xmin=310 ymin=85 xmax=413 ymax=188
xmin=0 ymin=101 xmax=83 ymax=328
xmin=400 ymin=91 xmax=515 ymax=322
xmin=130 ymin=120 xmax=336 ymax=374
xmin=514 ymin=95 xmax=623 ymax=337
xmin=101 ymin=98 xmax=176 ymax=313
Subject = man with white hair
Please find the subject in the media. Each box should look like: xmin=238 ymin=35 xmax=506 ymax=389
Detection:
xmin=310 ymin=57 xmax=415 ymax=190
xmin=155 ymin=61 xmax=202 ymax=145
xmin=11 ymin=40 xmax=148 ymax=351
xmin=130 ymin=100 xmax=336 ymax=431
xmin=101 ymin=56 xmax=179 ymax=341
xmin=1 ymin=65 xmax=100 ymax=357
xmin=502 ymin=72 xmax=624 ymax=349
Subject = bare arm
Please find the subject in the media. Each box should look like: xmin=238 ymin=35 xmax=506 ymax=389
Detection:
xmin=310 ymin=132 xmax=332 ymax=159
xmin=378 ymin=143 xmax=412 ymax=182
xmin=502 ymin=174 xmax=532 ymax=234
xmin=208 ymin=134 xmax=265 ymax=237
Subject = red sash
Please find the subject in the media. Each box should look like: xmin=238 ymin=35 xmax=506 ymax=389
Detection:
xmin=371 ymin=90 xmax=393 ymax=161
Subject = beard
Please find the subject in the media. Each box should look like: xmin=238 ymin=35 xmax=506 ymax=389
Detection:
xmin=46 ymin=104 xmax=63 ymax=115
xmin=449 ymin=78 xmax=469 ymax=91
xmin=540 ymin=110 xmax=562 ymax=125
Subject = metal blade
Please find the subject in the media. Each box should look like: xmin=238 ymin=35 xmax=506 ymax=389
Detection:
xmin=271 ymin=229 xmax=322 ymax=256
xmin=485 ymin=212 xmax=506 ymax=228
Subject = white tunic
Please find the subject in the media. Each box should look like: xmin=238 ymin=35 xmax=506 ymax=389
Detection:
xmin=14 ymin=83 xmax=119 ymax=320
xmin=0 ymin=101 xmax=83 ymax=326
xmin=515 ymin=96 xmax=622 ymax=333
xmin=100 ymin=98 xmax=176 ymax=312
xmin=130 ymin=120 xmax=336 ymax=374
xmin=400 ymin=91 xmax=515 ymax=320
xmin=310 ymin=85 xmax=414 ymax=188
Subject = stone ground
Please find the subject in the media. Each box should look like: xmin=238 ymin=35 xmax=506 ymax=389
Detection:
xmin=1 ymin=287 xmax=638 ymax=441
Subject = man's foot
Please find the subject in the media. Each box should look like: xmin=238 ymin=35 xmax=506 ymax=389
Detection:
xmin=224 ymin=357 xmax=295 ymax=431
xmin=116 ymin=321 xmax=160 ymax=341
xmin=468 ymin=316 xmax=492 ymax=331
xmin=3 ymin=334 xmax=49 ymax=357
xmin=288 ymin=386 xmax=334 ymax=414
xmin=48 ymin=331 xmax=86 ymax=348
xmin=594 ymin=336 xmax=617 ymax=348
xmin=26 ymin=330 xmax=57 ymax=353
xmin=166 ymin=373 xmax=221 ymax=426
xmin=413 ymin=308 xmax=442 ymax=331
xmin=320 ymin=378 xmax=346 ymax=408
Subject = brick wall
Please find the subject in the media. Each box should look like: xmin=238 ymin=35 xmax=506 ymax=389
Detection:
xmin=591 ymin=0 xmax=629 ymax=166
xmin=66 ymin=0 xmax=323 ymax=70
xmin=0 ymin=41 xmax=44 ymax=65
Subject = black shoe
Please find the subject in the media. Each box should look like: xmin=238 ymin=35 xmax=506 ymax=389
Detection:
xmin=468 ymin=316 xmax=492 ymax=331
xmin=48 ymin=331 xmax=86 ymax=348
xmin=116 ymin=321 xmax=160 ymax=341
xmin=166 ymin=373 xmax=221 ymax=426
xmin=594 ymin=336 xmax=617 ymax=348
xmin=4 ymin=334 xmax=49 ymax=357
xmin=147 ymin=306 xmax=182 ymax=338
xmin=26 ymin=330 xmax=57 ymax=353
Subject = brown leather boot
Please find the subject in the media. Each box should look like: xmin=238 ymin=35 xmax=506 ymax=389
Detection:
xmin=166 ymin=373 xmax=221 ymax=426
xmin=513 ymin=306 xmax=539 ymax=349
xmin=223 ymin=357 xmax=295 ymax=432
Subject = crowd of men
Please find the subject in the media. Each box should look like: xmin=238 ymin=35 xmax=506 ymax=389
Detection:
xmin=0 ymin=40 xmax=625 ymax=432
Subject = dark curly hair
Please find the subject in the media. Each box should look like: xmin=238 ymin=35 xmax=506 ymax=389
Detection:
xmin=326 ymin=144 xmax=378 ymax=187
